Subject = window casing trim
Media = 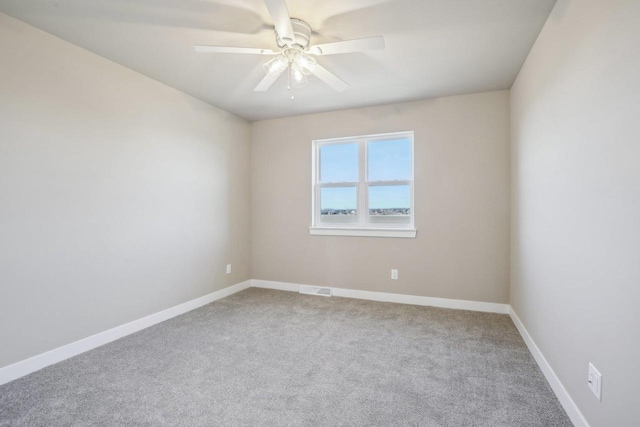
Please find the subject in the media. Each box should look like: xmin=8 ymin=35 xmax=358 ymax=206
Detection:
xmin=310 ymin=131 xmax=416 ymax=238
xmin=309 ymin=227 xmax=417 ymax=238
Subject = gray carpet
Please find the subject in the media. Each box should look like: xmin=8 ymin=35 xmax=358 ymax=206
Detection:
xmin=0 ymin=288 xmax=572 ymax=426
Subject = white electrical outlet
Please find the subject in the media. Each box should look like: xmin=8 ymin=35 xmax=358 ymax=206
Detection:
xmin=588 ymin=363 xmax=602 ymax=401
xmin=226 ymin=264 xmax=231 ymax=275
xmin=391 ymin=269 xmax=398 ymax=280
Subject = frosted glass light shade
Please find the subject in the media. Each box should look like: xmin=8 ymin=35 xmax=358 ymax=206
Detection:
xmin=263 ymin=54 xmax=288 ymax=79
xmin=290 ymin=64 xmax=308 ymax=89
xmin=294 ymin=53 xmax=316 ymax=75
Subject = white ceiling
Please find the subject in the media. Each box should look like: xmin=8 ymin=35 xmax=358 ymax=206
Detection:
xmin=0 ymin=0 xmax=556 ymax=121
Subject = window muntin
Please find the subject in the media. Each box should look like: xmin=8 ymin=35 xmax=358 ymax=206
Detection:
xmin=312 ymin=131 xmax=414 ymax=234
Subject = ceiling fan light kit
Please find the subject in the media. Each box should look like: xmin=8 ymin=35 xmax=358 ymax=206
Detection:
xmin=264 ymin=48 xmax=316 ymax=79
xmin=289 ymin=64 xmax=308 ymax=89
xmin=194 ymin=0 xmax=386 ymax=96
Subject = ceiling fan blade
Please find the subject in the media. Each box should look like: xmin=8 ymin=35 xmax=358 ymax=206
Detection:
xmin=194 ymin=45 xmax=275 ymax=55
xmin=264 ymin=0 xmax=295 ymax=45
xmin=254 ymin=67 xmax=286 ymax=92
xmin=309 ymin=36 xmax=385 ymax=55
xmin=312 ymin=64 xmax=349 ymax=92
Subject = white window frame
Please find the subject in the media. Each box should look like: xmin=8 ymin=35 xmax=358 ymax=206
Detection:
xmin=310 ymin=131 xmax=416 ymax=238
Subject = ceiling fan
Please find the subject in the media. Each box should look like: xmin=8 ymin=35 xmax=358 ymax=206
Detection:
xmin=194 ymin=0 xmax=385 ymax=95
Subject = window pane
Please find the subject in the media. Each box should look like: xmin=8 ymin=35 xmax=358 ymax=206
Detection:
xmin=320 ymin=143 xmax=358 ymax=183
xmin=368 ymin=185 xmax=411 ymax=225
xmin=320 ymin=186 xmax=357 ymax=224
xmin=368 ymin=138 xmax=411 ymax=181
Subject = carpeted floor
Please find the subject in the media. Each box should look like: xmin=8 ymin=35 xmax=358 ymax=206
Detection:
xmin=0 ymin=288 xmax=571 ymax=426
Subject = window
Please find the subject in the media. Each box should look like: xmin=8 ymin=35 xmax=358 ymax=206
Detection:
xmin=310 ymin=131 xmax=416 ymax=238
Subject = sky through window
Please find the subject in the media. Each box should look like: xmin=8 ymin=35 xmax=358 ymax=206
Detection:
xmin=320 ymin=138 xmax=411 ymax=210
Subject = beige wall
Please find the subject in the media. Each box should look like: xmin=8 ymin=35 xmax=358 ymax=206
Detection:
xmin=511 ymin=0 xmax=640 ymax=425
xmin=0 ymin=14 xmax=251 ymax=368
xmin=251 ymin=91 xmax=510 ymax=303
xmin=4 ymin=4 xmax=638 ymax=424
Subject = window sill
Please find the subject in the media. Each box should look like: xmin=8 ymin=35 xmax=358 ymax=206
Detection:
xmin=309 ymin=227 xmax=417 ymax=238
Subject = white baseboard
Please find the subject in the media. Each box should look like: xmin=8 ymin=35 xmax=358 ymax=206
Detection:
xmin=0 ymin=277 xmax=588 ymax=427
xmin=0 ymin=280 xmax=251 ymax=386
xmin=250 ymin=279 xmax=510 ymax=314
xmin=509 ymin=307 xmax=589 ymax=427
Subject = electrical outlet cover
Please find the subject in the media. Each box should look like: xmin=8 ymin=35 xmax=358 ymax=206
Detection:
xmin=588 ymin=363 xmax=602 ymax=401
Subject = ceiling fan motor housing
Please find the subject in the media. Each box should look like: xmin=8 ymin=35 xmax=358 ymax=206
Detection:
xmin=276 ymin=18 xmax=312 ymax=49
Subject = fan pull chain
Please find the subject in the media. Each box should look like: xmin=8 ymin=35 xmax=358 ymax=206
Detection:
xmin=287 ymin=64 xmax=295 ymax=100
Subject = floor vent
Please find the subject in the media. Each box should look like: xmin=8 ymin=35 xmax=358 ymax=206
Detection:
xmin=299 ymin=285 xmax=332 ymax=297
